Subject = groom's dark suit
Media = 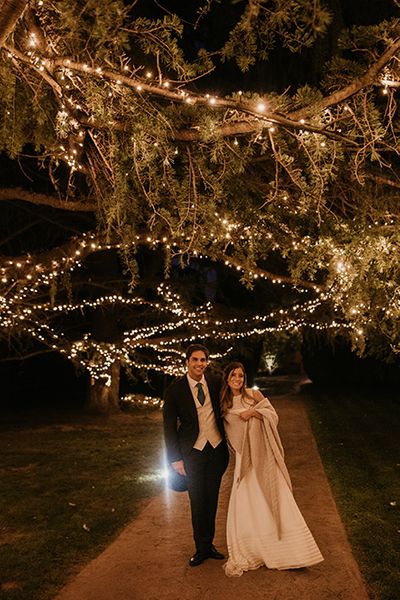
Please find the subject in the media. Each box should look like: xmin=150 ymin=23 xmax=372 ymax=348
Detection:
xmin=163 ymin=373 xmax=229 ymax=555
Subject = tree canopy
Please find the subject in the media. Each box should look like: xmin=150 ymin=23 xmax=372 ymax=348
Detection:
xmin=0 ymin=0 xmax=399 ymax=389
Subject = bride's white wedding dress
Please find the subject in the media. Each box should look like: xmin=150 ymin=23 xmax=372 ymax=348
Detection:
xmin=223 ymin=391 xmax=323 ymax=577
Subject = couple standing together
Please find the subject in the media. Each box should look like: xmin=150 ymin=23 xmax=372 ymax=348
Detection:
xmin=163 ymin=344 xmax=323 ymax=576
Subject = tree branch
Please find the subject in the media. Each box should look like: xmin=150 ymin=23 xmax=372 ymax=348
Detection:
xmin=289 ymin=37 xmax=400 ymax=120
xmin=0 ymin=347 xmax=57 ymax=363
xmin=0 ymin=0 xmax=28 ymax=47
xmin=218 ymin=253 xmax=323 ymax=292
xmin=49 ymin=41 xmax=400 ymax=142
xmin=8 ymin=32 xmax=396 ymax=146
xmin=370 ymin=174 xmax=400 ymax=190
xmin=0 ymin=187 xmax=97 ymax=211
xmin=50 ymin=55 xmax=359 ymax=143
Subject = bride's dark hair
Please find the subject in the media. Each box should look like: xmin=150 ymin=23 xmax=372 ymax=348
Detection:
xmin=220 ymin=361 xmax=254 ymax=415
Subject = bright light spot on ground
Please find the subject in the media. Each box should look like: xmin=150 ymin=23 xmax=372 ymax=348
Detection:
xmin=137 ymin=469 xmax=165 ymax=484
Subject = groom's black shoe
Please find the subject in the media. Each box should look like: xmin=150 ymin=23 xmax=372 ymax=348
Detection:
xmin=208 ymin=545 xmax=225 ymax=560
xmin=189 ymin=551 xmax=208 ymax=567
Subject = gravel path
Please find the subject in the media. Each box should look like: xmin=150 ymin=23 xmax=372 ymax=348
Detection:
xmin=56 ymin=390 xmax=369 ymax=600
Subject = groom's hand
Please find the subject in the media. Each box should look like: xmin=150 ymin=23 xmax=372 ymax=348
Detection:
xmin=172 ymin=460 xmax=186 ymax=476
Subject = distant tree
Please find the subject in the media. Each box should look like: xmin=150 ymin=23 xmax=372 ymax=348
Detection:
xmin=0 ymin=0 xmax=399 ymax=410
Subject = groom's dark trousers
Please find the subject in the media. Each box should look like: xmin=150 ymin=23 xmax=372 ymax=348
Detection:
xmin=185 ymin=441 xmax=228 ymax=552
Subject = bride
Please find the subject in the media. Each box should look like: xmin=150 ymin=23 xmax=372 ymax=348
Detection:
xmin=221 ymin=361 xmax=323 ymax=577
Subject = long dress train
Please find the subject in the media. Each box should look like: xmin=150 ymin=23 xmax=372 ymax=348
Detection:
xmin=223 ymin=392 xmax=323 ymax=577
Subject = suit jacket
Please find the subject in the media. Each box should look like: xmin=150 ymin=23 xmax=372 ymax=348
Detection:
xmin=163 ymin=373 xmax=225 ymax=464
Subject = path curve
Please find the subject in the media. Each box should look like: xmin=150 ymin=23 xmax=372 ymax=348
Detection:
xmin=56 ymin=391 xmax=369 ymax=600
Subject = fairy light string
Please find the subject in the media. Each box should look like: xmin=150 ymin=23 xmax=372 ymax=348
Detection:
xmin=0 ymin=3 xmax=399 ymax=381
xmin=1 ymin=220 xmax=398 ymax=382
xmin=0 ymin=240 xmax=364 ymax=383
xmin=4 ymin=1 xmax=398 ymax=180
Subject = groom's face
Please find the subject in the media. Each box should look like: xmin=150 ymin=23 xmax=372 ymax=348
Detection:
xmin=187 ymin=350 xmax=208 ymax=381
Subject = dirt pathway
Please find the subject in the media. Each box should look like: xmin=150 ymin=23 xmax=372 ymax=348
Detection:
xmin=56 ymin=393 xmax=369 ymax=600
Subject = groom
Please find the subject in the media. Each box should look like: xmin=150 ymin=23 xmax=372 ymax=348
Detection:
xmin=163 ymin=344 xmax=229 ymax=566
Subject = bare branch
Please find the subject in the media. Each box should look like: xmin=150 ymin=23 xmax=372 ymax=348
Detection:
xmin=289 ymin=37 xmax=400 ymax=120
xmin=370 ymin=175 xmax=400 ymax=190
xmin=0 ymin=0 xmax=28 ymax=47
xmin=0 ymin=348 xmax=56 ymax=363
xmin=0 ymin=187 xmax=97 ymax=212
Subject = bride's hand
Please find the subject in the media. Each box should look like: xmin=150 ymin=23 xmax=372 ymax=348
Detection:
xmin=239 ymin=409 xmax=262 ymax=421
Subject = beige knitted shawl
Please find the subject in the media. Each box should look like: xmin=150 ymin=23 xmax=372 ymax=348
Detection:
xmin=224 ymin=394 xmax=292 ymax=539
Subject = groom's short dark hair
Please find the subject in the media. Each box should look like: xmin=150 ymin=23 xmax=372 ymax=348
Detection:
xmin=185 ymin=344 xmax=209 ymax=361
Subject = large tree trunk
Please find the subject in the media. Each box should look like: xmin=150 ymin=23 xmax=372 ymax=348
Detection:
xmin=84 ymin=250 xmax=125 ymax=415
xmin=86 ymin=359 xmax=121 ymax=414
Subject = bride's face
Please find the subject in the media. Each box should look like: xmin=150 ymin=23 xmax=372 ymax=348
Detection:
xmin=227 ymin=368 xmax=245 ymax=393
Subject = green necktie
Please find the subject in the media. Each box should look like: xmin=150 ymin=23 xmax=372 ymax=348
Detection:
xmin=196 ymin=382 xmax=205 ymax=405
